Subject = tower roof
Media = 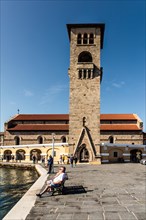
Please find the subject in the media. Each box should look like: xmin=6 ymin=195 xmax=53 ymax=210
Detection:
xmin=66 ymin=23 xmax=105 ymax=48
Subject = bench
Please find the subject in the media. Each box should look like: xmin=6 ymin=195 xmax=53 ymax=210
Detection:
xmin=51 ymin=175 xmax=68 ymax=196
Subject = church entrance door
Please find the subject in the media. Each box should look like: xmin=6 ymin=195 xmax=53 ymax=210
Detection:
xmin=79 ymin=145 xmax=89 ymax=163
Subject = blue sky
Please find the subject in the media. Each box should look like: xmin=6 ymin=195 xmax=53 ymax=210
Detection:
xmin=1 ymin=0 xmax=145 ymax=131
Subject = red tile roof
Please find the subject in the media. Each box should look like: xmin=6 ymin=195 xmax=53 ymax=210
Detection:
xmin=100 ymin=114 xmax=137 ymax=120
xmin=7 ymin=124 xmax=141 ymax=131
xmin=7 ymin=124 xmax=69 ymax=131
xmin=100 ymin=124 xmax=141 ymax=131
xmin=11 ymin=114 xmax=137 ymax=121
xmin=12 ymin=114 xmax=69 ymax=121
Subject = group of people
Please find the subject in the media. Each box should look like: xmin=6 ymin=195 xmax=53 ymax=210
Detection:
xmin=59 ymin=154 xmax=65 ymax=164
xmin=69 ymin=155 xmax=78 ymax=167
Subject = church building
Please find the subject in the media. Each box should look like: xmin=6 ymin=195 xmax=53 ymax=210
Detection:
xmin=0 ymin=23 xmax=145 ymax=164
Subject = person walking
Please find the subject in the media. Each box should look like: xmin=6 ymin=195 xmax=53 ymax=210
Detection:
xmin=70 ymin=155 xmax=74 ymax=168
xmin=74 ymin=156 xmax=78 ymax=166
xmin=47 ymin=155 xmax=53 ymax=174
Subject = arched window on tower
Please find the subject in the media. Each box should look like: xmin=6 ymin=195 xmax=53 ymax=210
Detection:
xmin=77 ymin=33 xmax=82 ymax=44
xmin=89 ymin=33 xmax=94 ymax=44
xmin=78 ymin=51 xmax=92 ymax=63
xmin=83 ymin=33 xmax=88 ymax=44
xmin=78 ymin=70 xmax=82 ymax=79
xmin=83 ymin=69 xmax=86 ymax=79
xmin=38 ymin=136 xmax=43 ymax=144
xmin=109 ymin=136 xmax=114 ymax=143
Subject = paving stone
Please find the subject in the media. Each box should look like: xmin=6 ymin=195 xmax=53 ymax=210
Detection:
xmin=103 ymin=204 xmax=127 ymax=212
xmin=56 ymin=213 xmax=73 ymax=220
xmin=88 ymin=212 xmax=104 ymax=220
xmin=118 ymin=211 xmax=137 ymax=220
xmin=25 ymin=164 xmax=146 ymax=220
xmin=104 ymin=211 xmax=121 ymax=220
xmin=134 ymin=212 xmax=146 ymax=220
xmin=72 ymin=213 xmax=89 ymax=220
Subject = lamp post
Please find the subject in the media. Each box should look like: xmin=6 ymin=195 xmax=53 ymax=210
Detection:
xmin=52 ymin=133 xmax=55 ymax=173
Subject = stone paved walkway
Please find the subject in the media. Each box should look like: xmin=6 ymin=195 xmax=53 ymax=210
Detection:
xmin=26 ymin=163 xmax=146 ymax=220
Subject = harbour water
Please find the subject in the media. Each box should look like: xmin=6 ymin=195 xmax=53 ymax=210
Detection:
xmin=0 ymin=166 xmax=39 ymax=219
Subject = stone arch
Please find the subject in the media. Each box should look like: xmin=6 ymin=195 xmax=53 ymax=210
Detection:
xmin=30 ymin=149 xmax=42 ymax=161
xmin=75 ymin=143 xmax=90 ymax=163
xmin=130 ymin=149 xmax=142 ymax=163
xmin=78 ymin=51 xmax=92 ymax=63
xmin=16 ymin=149 xmax=26 ymax=160
xmin=4 ymin=150 xmax=12 ymax=161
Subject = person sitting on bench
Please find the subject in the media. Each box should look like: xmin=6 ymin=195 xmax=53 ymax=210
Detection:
xmin=36 ymin=166 xmax=68 ymax=198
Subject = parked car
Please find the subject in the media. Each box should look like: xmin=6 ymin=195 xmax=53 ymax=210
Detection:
xmin=140 ymin=158 xmax=146 ymax=165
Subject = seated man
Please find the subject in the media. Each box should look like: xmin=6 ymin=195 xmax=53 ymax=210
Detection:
xmin=36 ymin=166 xmax=68 ymax=198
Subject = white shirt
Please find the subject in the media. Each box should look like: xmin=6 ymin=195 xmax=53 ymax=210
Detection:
xmin=53 ymin=173 xmax=67 ymax=184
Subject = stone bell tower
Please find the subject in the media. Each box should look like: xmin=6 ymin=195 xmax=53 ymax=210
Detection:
xmin=67 ymin=23 xmax=105 ymax=164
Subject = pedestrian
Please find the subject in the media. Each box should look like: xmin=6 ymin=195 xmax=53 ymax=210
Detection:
xmin=41 ymin=156 xmax=45 ymax=164
xmin=59 ymin=155 xmax=63 ymax=164
xmin=70 ymin=155 xmax=74 ymax=168
xmin=32 ymin=155 xmax=36 ymax=164
xmin=74 ymin=156 xmax=78 ymax=166
xmin=62 ymin=154 xmax=65 ymax=164
xmin=11 ymin=155 xmax=14 ymax=162
xmin=47 ymin=155 xmax=53 ymax=174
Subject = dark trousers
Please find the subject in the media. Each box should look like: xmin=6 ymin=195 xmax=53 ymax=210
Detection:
xmin=48 ymin=164 xmax=52 ymax=173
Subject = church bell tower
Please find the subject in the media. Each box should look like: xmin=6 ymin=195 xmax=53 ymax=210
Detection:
xmin=67 ymin=23 xmax=105 ymax=164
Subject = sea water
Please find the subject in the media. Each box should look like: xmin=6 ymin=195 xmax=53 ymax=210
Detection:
xmin=0 ymin=167 xmax=39 ymax=219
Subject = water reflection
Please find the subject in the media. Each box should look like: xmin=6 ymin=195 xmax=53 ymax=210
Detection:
xmin=0 ymin=167 xmax=39 ymax=219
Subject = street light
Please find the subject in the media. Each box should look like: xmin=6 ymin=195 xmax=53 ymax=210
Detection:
xmin=52 ymin=133 xmax=55 ymax=173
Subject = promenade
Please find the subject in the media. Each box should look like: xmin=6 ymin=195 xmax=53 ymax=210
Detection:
xmin=26 ymin=163 xmax=146 ymax=220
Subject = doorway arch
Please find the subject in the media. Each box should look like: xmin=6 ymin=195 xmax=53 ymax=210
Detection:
xmin=79 ymin=144 xmax=89 ymax=163
xmin=130 ymin=149 xmax=142 ymax=163
xmin=30 ymin=149 xmax=42 ymax=161
xmin=16 ymin=149 xmax=25 ymax=161
xmin=4 ymin=150 xmax=12 ymax=161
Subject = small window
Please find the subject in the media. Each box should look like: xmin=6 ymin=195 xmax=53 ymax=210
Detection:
xmin=83 ymin=69 xmax=86 ymax=79
xmin=83 ymin=33 xmax=88 ymax=44
xmin=114 ymin=152 xmax=118 ymax=157
xmin=88 ymin=70 xmax=91 ymax=78
xmin=78 ymin=70 xmax=82 ymax=79
xmin=38 ymin=136 xmax=43 ymax=144
xmin=61 ymin=136 xmax=66 ymax=143
xmin=77 ymin=33 xmax=82 ymax=44
xmin=109 ymin=136 xmax=114 ymax=143
xmin=15 ymin=136 xmax=20 ymax=145
xmin=89 ymin=33 xmax=94 ymax=44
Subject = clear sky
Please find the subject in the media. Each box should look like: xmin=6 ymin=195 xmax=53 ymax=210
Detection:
xmin=1 ymin=0 xmax=145 ymax=131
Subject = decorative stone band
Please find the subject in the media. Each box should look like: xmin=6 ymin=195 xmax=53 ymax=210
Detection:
xmin=123 ymin=153 xmax=130 ymax=156
xmin=100 ymin=153 xmax=109 ymax=156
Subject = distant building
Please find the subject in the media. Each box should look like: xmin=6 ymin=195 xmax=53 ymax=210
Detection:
xmin=0 ymin=23 xmax=145 ymax=163
xmin=0 ymin=113 xmax=145 ymax=163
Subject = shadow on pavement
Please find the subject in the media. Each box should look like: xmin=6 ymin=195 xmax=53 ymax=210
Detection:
xmin=63 ymin=185 xmax=86 ymax=194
